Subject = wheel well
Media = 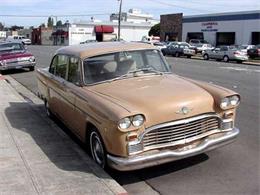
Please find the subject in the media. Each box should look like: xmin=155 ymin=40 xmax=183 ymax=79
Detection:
xmin=85 ymin=122 xmax=98 ymax=144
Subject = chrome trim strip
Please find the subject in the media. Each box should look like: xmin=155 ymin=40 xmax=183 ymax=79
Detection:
xmin=107 ymin=127 xmax=239 ymax=171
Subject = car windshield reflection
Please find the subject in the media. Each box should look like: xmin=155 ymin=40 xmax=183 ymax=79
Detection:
xmin=83 ymin=49 xmax=170 ymax=85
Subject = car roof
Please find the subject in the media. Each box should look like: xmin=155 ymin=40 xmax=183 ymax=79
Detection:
xmin=56 ymin=42 xmax=156 ymax=59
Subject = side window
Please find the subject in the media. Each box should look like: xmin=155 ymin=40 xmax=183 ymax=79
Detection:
xmin=68 ymin=57 xmax=81 ymax=85
xmin=55 ymin=55 xmax=68 ymax=79
xmin=49 ymin=56 xmax=58 ymax=74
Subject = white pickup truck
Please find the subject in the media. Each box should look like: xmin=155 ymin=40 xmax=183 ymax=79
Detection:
xmin=6 ymin=35 xmax=31 ymax=45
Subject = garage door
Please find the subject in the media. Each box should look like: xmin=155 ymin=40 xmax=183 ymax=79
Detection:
xmin=216 ymin=32 xmax=235 ymax=46
xmin=186 ymin=32 xmax=204 ymax=42
xmin=252 ymin=32 xmax=260 ymax=45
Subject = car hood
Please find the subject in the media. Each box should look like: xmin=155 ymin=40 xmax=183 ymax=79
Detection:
xmin=87 ymin=74 xmax=216 ymax=127
xmin=0 ymin=51 xmax=32 ymax=60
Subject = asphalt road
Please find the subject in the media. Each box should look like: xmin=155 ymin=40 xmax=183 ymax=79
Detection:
xmin=5 ymin=45 xmax=260 ymax=195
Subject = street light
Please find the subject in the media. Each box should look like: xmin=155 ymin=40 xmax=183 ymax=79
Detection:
xmin=118 ymin=0 xmax=122 ymax=41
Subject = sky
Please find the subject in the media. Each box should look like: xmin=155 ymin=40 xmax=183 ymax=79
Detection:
xmin=0 ymin=0 xmax=260 ymax=27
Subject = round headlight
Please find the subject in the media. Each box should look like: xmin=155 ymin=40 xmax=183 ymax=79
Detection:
xmin=118 ymin=117 xmax=131 ymax=129
xmin=220 ymin=97 xmax=229 ymax=109
xmin=29 ymin=56 xmax=35 ymax=62
xmin=132 ymin=115 xmax=144 ymax=127
xmin=230 ymin=95 xmax=239 ymax=106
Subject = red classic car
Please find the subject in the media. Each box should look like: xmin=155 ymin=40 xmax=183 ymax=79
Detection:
xmin=0 ymin=42 xmax=36 ymax=72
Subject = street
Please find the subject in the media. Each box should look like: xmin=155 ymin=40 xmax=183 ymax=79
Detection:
xmin=4 ymin=45 xmax=260 ymax=195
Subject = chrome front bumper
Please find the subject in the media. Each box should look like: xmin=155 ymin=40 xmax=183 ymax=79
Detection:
xmin=107 ymin=127 xmax=239 ymax=171
xmin=0 ymin=62 xmax=35 ymax=70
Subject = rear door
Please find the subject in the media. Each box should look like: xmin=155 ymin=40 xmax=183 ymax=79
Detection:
xmin=63 ymin=56 xmax=85 ymax=138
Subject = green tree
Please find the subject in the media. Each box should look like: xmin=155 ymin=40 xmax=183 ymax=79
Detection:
xmin=56 ymin=20 xmax=63 ymax=27
xmin=149 ymin=23 xmax=160 ymax=36
xmin=39 ymin=23 xmax=46 ymax=28
xmin=47 ymin=17 xmax=54 ymax=27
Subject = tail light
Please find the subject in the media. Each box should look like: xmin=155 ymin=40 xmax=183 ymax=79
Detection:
xmin=233 ymin=51 xmax=240 ymax=55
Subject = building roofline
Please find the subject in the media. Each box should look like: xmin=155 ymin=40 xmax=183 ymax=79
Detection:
xmin=183 ymin=10 xmax=260 ymax=18
xmin=182 ymin=10 xmax=260 ymax=23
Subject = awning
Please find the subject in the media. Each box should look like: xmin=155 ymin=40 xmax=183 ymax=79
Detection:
xmin=95 ymin=25 xmax=114 ymax=33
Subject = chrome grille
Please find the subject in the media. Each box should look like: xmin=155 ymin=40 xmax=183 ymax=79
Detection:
xmin=143 ymin=116 xmax=220 ymax=149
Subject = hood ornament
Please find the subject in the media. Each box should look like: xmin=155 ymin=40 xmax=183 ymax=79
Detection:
xmin=176 ymin=106 xmax=192 ymax=115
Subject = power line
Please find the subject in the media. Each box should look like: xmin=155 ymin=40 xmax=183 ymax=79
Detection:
xmin=145 ymin=0 xmax=212 ymax=12
xmin=0 ymin=13 xmax=110 ymax=18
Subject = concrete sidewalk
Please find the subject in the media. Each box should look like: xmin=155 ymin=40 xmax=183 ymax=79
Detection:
xmin=0 ymin=75 xmax=127 ymax=195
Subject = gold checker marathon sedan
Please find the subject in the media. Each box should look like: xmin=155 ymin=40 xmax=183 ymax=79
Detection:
xmin=37 ymin=42 xmax=240 ymax=171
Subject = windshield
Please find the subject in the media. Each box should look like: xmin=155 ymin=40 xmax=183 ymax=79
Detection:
xmin=0 ymin=43 xmax=24 ymax=53
xmin=83 ymin=49 xmax=170 ymax=85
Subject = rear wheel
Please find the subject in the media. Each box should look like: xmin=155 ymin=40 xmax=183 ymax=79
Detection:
xmin=90 ymin=130 xmax=107 ymax=169
xmin=44 ymin=100 xmax=53 ymax=118
xmin=162 ymin=51 xmax=166 ymax=56
xmin=187 ymin=55 xmax=191 ymax=58
xmin=203 ymin=54 xmax=209 ymax=60
xmin=175 ymin=52 xmax=180 ymax=57
xmin=237 ymin=60 xmax=243 ymax=64
xmin=223 ymin=55 xmax=229 ymax=62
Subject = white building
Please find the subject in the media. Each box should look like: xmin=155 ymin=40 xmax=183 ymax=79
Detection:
xmin=182 ymin=10 xmax=260 ymax=46
xmin=110 ymin=8 xmax=158 ymax=25
xmin=0 ymin=31 xmax=6 ymax=40
xmin=53 ymin=9 xmax=159 ymax=45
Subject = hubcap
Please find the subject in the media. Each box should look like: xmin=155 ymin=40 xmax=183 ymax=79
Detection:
xmin=224 ymin=56 xmax=228 ymax=62
xmin=90 ymin=132 xmax=105 ymax=167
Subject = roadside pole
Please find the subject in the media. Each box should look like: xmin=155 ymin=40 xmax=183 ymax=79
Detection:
xmin=118 ymin=0 xmax=122 ymax=41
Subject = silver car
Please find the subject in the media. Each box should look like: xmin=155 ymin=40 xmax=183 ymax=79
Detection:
xmin=203 ymin=46 xmax=248 ymax=63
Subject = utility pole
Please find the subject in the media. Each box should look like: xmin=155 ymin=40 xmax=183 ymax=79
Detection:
xmin=118 ymin=0 xmax=122 ymax=41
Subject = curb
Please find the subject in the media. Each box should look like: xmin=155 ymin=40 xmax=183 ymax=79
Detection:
xmin=191 ymin=56 xmax=260 ymax=66
xmin=4 ymin=75 xmax=128 ymax=195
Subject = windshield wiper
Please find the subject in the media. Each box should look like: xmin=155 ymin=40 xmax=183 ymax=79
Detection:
xmin=108 ymin=68 xmax=164 ymax=83
xmin=129 ymin=67 xmax=164 ymax=75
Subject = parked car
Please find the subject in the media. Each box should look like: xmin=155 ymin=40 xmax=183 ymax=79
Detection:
xmin=161 ymin=42 xmax=195 ymax=58
xmin=203 ymin=45 xmax=248 ymax=63
xmin=247 ymin=44 xmax=260 ymax=59
xmin=153 ymin=42 xmax=167 ymax=50
xmin=238 ymin=45 xmax=255 ymax=54
xmin=37 ymin=42 xmax=240 ymax=171
xmin=80 ymin=39 xmax=97 ymax=44
xmin=6 ymin=35 xmax=31 ymax=45
xmin=189 ymin=39 xmax=208 ymax=46
xmin=138 ymin=41 xmax=167 ymax=50
xmin=0 ymin=42 xmax=36 ymax=72
xmin=196 ymin=43 xmax=215 ymax=54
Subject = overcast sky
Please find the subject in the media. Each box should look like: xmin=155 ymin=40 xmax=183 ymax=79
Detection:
xmin=1 ymin=0 xmax=259 ymax=27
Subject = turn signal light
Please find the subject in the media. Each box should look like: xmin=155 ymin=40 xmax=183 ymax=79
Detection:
xmin=126 ymin=133 xmax=138 ymax=142
xmin=224 ymin=112 xmax=234 ymax=119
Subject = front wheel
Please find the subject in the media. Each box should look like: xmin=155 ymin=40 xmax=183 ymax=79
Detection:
xmin=90 ymin=130 xmax=107 ymax=169
xmin=203 ymin=54 xmax=209 ymax=60
xmin=29 ymin=66 xmax=35 ymax=71
xmin=175 ymin=52 xmax=180 ymax=57
xmin=223 ymin=55 xmax=229 ymax=62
